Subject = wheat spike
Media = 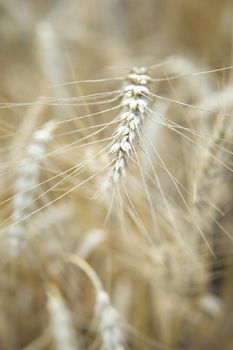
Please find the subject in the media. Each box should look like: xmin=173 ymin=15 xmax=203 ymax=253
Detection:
xmin=8 ymin=121 xmax=55 ymax=256
xmin=109 ymin=67 xmax=151 ymax=183
xmin=47 ymin=284 xmax=78 ymax=350
xmin=68 ymin=254 xmax=126 ymax=350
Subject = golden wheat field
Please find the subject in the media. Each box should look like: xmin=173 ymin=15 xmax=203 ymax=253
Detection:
xmin=0 ymin=1 xmax=233 ymax=349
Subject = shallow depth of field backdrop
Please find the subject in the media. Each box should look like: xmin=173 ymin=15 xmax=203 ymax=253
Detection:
xmin=0 ymin=1 xmax=233 ymax=349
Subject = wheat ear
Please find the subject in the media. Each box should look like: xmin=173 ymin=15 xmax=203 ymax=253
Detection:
xmin=109 ymin=67 xmax=151 ymax=184
xmin=46 ymin=283 xmax=78 ymax=350
xmin=68 ymin=254 xmax=125 ymax=350
xmin=194 ymin=115 xmax=233 ymax=235
xmin=8 ymin=121 xmax=55 ymax=256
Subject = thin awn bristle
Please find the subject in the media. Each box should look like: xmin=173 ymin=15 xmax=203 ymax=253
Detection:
xmin=7 ymin=120 xmax=55 ymax=256
xmin=109 ymin=67 xmax=151 ymax=184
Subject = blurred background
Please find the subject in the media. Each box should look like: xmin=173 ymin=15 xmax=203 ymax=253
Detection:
xmin=1 ymin=0 xmax=233 ymax=101
xmin=0 ymin=1 xmax=233 ymax=350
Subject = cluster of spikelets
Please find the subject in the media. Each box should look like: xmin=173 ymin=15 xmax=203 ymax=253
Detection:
xmin=8 ymin=121 xmax=56 ymax=256
xmin=109 ymin=67 xmax=151 ymax=184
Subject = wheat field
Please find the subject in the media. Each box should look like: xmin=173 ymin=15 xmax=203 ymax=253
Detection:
xmin=0 ymin=1 xmax=233 ymax=349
